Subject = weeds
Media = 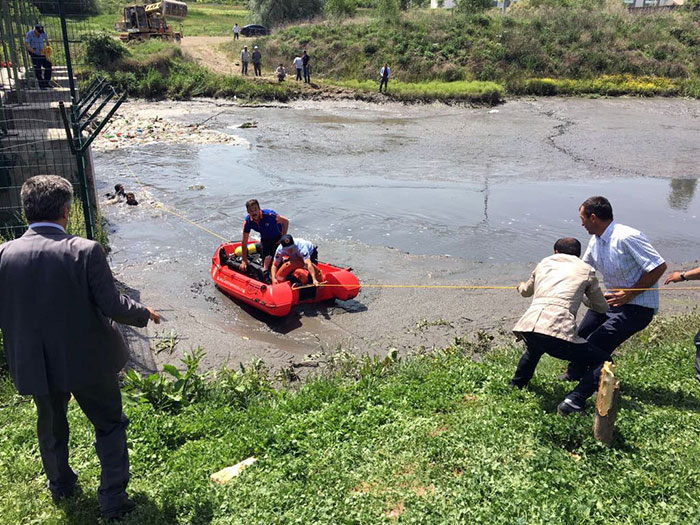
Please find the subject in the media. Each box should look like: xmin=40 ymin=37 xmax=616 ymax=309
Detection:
xmin=152 ymin=329 xmax=180 ymax=355
xmin=123 ymin=348 xmax=209 ymax=411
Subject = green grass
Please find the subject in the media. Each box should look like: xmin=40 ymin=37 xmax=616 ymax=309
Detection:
xmin=49 ymin=3 xmax=249 ymax=36
xmin=253 ymin=7 xmax=700 ymax=98
xmin=335 ymin=78 xmax=504 ymax=103
xmin=1 ymin=313 xmax=700 ymax=523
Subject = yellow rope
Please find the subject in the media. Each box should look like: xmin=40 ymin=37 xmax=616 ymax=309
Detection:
xmin=119 ymin=162 xmax=700 ymax=294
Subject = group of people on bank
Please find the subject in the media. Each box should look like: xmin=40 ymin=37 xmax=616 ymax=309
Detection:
xmin=510 ymin=195 xmax=700 ymax=416
xmin=238 ymin=46 xmax=312 ymax=84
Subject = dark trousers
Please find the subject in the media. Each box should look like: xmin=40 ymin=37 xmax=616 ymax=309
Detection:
xmin=253 ymin=62 xmax=261 ymax=76
xmin=242 ymin=61 xmax=248 ymax=75
xmin=512 ymin=332 xmax=609 ymax=406
xmin=30 ymin=53 xmax=52 ymax=88
xmin=695 ymin=328 xmax=700 ymax=381
xmin=303 ymin=65 xmax=310 ymax=83
xmin=379 ymin=77 xmax=388 ymax=92
xmin=33 ymin=376 xmax=130 ymax=513
xmin=566 ymin=304 xmax=655 ymax=379
xmin=234 ymin=32 xmax=239 ymax=40
xmin=296 ymin=68 xmax=302 ymax=81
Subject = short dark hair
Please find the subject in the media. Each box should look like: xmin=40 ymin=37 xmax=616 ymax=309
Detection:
xmin=280 ymin=234 xmax=294 ymax=247
xmin=554 ymin=237 xmax=581 ymax=257
xmin=580 ymin=196 xmax=613 ymax=221
xmin=21 ymin=175 xmax=73 ymax=222
xmin=245 ymin=199 xmax=260 ymax=211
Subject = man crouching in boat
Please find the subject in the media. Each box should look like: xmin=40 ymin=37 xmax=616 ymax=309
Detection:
xmin=240 ymin=199 xmax=289 ymax=278
xmin=271 ymin=234 xmax=323 ymax=286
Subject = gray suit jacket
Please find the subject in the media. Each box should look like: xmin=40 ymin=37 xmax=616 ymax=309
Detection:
xmin=0 ymin=226 xmax=149 ymax=395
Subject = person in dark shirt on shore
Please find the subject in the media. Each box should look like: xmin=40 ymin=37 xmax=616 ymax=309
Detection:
xmin=240 ymin=199 xmax=289 ymax=275
xmin=302 ymin=50 xmax=311 ymax=83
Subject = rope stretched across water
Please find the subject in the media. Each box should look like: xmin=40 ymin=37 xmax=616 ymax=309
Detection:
xmin=120 ymin=163 xmax=700 ymax=294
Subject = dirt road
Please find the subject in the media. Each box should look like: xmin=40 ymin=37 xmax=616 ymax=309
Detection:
xmin=180 ymin=36 xmax=236 ymax=75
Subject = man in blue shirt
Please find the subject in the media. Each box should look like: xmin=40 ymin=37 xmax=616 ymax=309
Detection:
xmin=271 ymin=234 xmax=321 ymax=286
xmin=25 ymin=24 xmax=52 ymax=90
xmin=564 ymin=196 xmax=667 ymax=381
xmin=240 ymin=199 xmax=289 ymax=276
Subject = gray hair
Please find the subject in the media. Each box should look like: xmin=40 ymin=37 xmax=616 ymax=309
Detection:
xmin=21 ymin=175 xmax=73 ymax=222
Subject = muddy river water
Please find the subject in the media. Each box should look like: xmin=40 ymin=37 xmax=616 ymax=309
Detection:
xmin=93 ymin=97 xmax=700 ymax=373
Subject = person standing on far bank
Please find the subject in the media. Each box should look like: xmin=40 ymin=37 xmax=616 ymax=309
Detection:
xmin=233 ymin=23 xmax=239 ymax=40
xmin=292 ymin=54 xmax=303 ymax=81
xmin=379 ymin=63 xmax=390 ymax=93
xmin=0 ymin=175 xmax=161 ymax=520
xmin=240 ymin=45 xmax=249 ymax=75
xmin=665 ymin=265 xmax=700 ymax=381
xmin=252 ymin=45 xmax=262 ymax=77
xmin=564 ymin=195 xmax=667 ymax=381
xmin=302 ymin=50 xmax=311 ymax=83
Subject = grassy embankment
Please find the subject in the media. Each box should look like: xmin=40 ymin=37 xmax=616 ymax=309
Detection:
xmin=1 ymin=311 xmax=699 ymax=524
xmin=254 ymin=7 xmax=700 ymax=98
xmin=79 ymin=37 xmax=298 ymax=100
xmin=71 ymin=4 xmax=700 ymax=102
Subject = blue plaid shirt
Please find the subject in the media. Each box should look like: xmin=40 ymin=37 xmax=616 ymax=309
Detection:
xmin=582 ymin=221 xmax=665 ymax=310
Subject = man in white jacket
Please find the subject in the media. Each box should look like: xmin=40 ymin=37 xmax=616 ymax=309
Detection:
xmin=511 ymin=237 xmax=609 ymax=416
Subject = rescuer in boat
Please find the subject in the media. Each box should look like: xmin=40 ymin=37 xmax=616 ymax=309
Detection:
xmin=271 ymin=234 xmax=323 ymax=286
xmin=240 ymin=199 xmax=289 ymax=278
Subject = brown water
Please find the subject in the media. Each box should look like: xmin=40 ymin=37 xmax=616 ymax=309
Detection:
xmin=94 ymin=98 xmax=700 ymax=371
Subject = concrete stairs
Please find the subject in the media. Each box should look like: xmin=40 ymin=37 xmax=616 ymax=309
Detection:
xmin=1 ymin=65 xmax=85 ymax=220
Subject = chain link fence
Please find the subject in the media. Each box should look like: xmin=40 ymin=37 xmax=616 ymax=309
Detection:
xmin=1 ymin=0 xmax=123 ymax=239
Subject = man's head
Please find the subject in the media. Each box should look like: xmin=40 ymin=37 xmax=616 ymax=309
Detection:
xmin=254 ymin=45 xmax=258 ymax=50
xmin=553 ymin=237 xmax=581 ymax=257
xmin=34 ymin=24 xmax=44 ymax=34
xmin=126 ymin=192 xmax=138 ymax=205
xmin=114 ymin=183 xmax=125 ymax=195
xmin=280 ymin=234 xmax=294 ymax=248
xmin=579 ymin=196 xmax=613 ymax=236
xmin=245 ymin=199 xmax=262 ymax=221
xmin=21 ymin=175 xmax=72 ymax=224
xmin=244 ymin=46 xmax=248 ymax=50
xmin=303 ymin=50 xmax=307 ymax=55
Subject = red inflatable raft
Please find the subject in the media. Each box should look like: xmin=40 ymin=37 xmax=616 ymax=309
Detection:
xmin=211 ymin=241 xmax=361 ymax=317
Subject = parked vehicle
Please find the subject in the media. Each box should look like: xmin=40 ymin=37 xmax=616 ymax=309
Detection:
xmin=116 ymin=0 xmax=187 ymax=43
xmin=240 ymin=24 xmax=269 ymax=37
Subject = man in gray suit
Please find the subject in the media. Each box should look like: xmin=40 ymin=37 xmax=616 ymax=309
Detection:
xmin=0 ymin=175 xmax=161 ymax=519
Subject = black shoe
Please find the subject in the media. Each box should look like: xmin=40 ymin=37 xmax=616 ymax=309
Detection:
xmin=557 ymin=399 xmax=585 ymax=417
xmin=50 ymin=487 xmax=75 ymax=504
xmin=101 ymin=497 xmax=136 ymax=520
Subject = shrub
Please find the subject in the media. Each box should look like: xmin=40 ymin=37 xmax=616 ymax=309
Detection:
xmin=456 ymin=0 xmax=493 ymax=13
xmin=248 ymin=0 xmax=325 ymax=27
xmin=79 ymin=33 xmax=129 ymax=70
xmin=325 ymin=0 xmax=357 ymax=19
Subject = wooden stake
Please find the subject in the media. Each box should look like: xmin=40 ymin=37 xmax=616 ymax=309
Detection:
xmin=593 ymin=361 xmax=620 ymax=446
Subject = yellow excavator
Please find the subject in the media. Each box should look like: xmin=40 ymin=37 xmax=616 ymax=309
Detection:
xmin=116 ymin=0 xmax=188 ymax=43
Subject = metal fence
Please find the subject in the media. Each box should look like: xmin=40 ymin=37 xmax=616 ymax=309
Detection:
xmin=0 ymin=0 xmax=124 ymax=239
